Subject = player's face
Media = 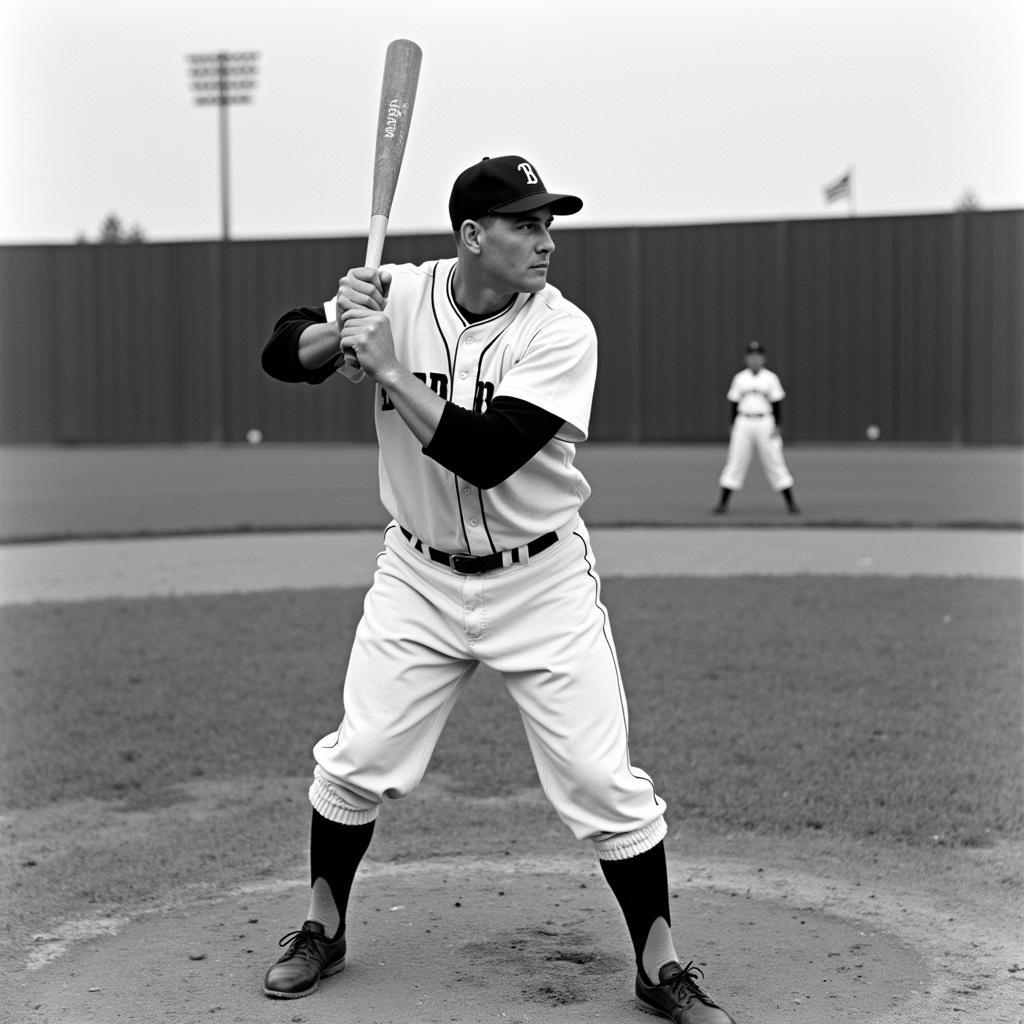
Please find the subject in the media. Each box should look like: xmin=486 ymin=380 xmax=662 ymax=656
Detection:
xmin=477 ymin=209 xmax=555 ymax=294
xmin=745 ymin=353 xmax=766 ymax=371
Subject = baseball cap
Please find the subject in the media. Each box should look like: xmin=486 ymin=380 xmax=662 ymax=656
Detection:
xmin=746 ymin=340 xmax=766 ymax=354
xmin=448 ymin=155 xmax=583 ymax=231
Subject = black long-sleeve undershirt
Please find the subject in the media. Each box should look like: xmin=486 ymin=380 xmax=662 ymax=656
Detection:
xmin=261 ymin=306 xmax=564 ymax=489
xmin=424 ymin=397 xmax=562 ymax=489
xmin=261 ymin=306 xmax=339 ymax=384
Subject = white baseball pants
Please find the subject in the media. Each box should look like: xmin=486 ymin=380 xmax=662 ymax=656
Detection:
xmin=718 ymin=415 xmax=794 ymax=491
xmin=310 ymin=517 xmax=668 ymax=861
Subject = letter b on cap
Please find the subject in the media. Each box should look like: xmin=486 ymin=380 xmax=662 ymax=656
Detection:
xmin=517 ymin=162 xmax=539 ymax=185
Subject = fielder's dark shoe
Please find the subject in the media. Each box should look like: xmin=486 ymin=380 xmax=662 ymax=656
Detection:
xmin=710 ymin=505 xmax=727 ymax=515
xmin=636 ymin=960 xmax=736 ymax=1023
xmin=263 ymin=920 xmax=346 ymax=999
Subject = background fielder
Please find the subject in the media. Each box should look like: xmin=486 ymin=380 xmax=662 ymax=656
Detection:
xmin=259 ymin=154 xmax=736 ymax=1024
xmin=712 ymin=340 xmax=800 ymax=515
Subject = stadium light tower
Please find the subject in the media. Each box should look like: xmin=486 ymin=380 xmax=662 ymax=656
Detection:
xmin=187 ymin=51 xmax=260 ymax=240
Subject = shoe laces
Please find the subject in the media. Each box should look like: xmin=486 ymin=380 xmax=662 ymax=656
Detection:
xmin=662 ymin=961 xmax=715 ymax=1007
xmin=276 ymin=926 xmax=332 ymax=966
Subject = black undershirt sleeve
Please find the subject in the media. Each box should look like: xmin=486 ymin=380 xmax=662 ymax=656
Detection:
xmin=729 ymin=401 xmax=739 ymax=424
xmin=772 ymin=400 xmax=783 ymax=426
xmin=423 ymin=397 xmax=564 ymax=490
xmin=261 ymin=306 xmax=338 ymax=385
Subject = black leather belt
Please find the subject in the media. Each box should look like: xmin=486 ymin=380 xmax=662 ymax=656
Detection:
xmin=399 ymin=527 xmax=558 ymax=574
xmin=740 ymin=412 xmax=768 ymax=418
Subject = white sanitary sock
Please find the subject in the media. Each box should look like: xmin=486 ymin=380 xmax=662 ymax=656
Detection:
xmin=306 ymin=876 xmax=341 ymax=938
xmin=641 ymin=916 xmax=679 ymax=983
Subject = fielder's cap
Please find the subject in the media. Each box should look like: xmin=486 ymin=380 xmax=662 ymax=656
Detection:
xmin=746 ymin=340 xmax=766 ymax=354
xmin=448 ymin=155 xmax=583 ymax=231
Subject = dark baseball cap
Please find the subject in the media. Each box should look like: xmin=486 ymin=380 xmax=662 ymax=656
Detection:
xmin=746 ymin=340 xmax=766 ymax=354
xmin=448 ymin=155 xmax=583 ymax=231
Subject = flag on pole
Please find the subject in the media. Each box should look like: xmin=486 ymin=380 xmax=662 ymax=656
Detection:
xmin=824 ymin=169 xmax=851 ymax=203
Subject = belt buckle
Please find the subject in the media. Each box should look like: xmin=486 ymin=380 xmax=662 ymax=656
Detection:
xmin=449 ymin=553 xmax=478 ymax=575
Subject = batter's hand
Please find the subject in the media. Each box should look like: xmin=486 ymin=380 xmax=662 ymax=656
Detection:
xmin=339 ymin=307 xmax=398 ymax=380
xmin=336 ymin=267 xmax=392 ymax=315
xmin=335 ymin=268 xmax=392 ymax=370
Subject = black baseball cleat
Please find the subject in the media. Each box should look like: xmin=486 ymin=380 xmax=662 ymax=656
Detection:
xmin=263 ymin=920 xmax=346 ymax=998
xmin=636 ymin=960 xmax=737 ymax=1023
xmin=710 ymin=505 xmax=727 ymax=515
xmin=787 ymin=504 xmax=801 ymax=515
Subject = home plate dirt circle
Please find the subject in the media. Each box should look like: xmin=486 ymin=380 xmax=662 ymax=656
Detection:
xmin=19 ymin=855 xmax=931 ymax=1024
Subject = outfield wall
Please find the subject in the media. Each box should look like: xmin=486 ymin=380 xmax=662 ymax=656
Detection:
xmin=1 ymin=210 xmax=1020 ymax=444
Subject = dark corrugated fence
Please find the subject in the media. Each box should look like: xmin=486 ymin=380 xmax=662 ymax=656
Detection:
xmin=1 ymin=210 xmax=1020 ymax=444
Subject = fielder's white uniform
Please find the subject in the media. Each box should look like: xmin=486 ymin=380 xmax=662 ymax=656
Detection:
xmin=718 ymin=367 xmax=794 ymax=492
xmin=309 ymin=257 xmax=668 ymax=862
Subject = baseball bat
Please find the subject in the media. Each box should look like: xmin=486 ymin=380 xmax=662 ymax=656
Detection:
xmin=335 ymin=39 xmax=422 ymax=378
xmin=365 ymin=38 xmax=422 ymax=269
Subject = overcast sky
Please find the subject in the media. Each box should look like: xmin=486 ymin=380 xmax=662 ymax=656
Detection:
xmin=2 ymin=0 xmax=1021 ymax=243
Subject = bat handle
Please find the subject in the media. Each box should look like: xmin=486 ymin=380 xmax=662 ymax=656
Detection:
xmin=365 ymin=213 xmax=389 ymax=270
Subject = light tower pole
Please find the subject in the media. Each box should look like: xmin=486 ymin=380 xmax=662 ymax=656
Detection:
xmin=186 ymin=51 xmax=260 ymax=240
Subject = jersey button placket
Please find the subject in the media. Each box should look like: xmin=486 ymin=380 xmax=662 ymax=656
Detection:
xmin=453 ymin=365 xmax=473 ymax=404
xmin=453 ymin=329 xmax=476 ymax=402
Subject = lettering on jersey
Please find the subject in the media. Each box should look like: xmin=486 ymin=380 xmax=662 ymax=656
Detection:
xmin=517 ymin=162 xmax=539 ymax=185
xmin=411 ymin=372 xmax=450 ymax=398
xmin=428 ymin=372 xmax=448 ymax=398
xmin=384 ymin=99 xmax=403 ymax=139
xmin=473 ymin=381 xmax=495 ymax=414
xmin=381 ymin=371 xmax=451 ymax=411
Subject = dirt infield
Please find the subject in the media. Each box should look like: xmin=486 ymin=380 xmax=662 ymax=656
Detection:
xmin=1 ymin=527 xmax=1021 ymax=605
xmin=3 ymin=842 xmax=959 ymax=1024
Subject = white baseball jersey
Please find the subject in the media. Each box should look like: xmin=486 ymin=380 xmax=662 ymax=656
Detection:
xmin=325 ymin=257 xmax=596 ymax=554
xmin=726 ymin=367 xmax=785 ymax=416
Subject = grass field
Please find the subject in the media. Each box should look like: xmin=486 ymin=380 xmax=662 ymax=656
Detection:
xmin=0 ymin=442 xmax=1021 ymax=540
xmin=3 ymin=578 xmax=1020 ymax=846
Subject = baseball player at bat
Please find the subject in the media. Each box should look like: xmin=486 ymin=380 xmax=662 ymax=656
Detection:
xmin=712 ymin=340 xmax=800 ymax=515
xmin=259 ymin=155 xmax=736 ymax=1023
